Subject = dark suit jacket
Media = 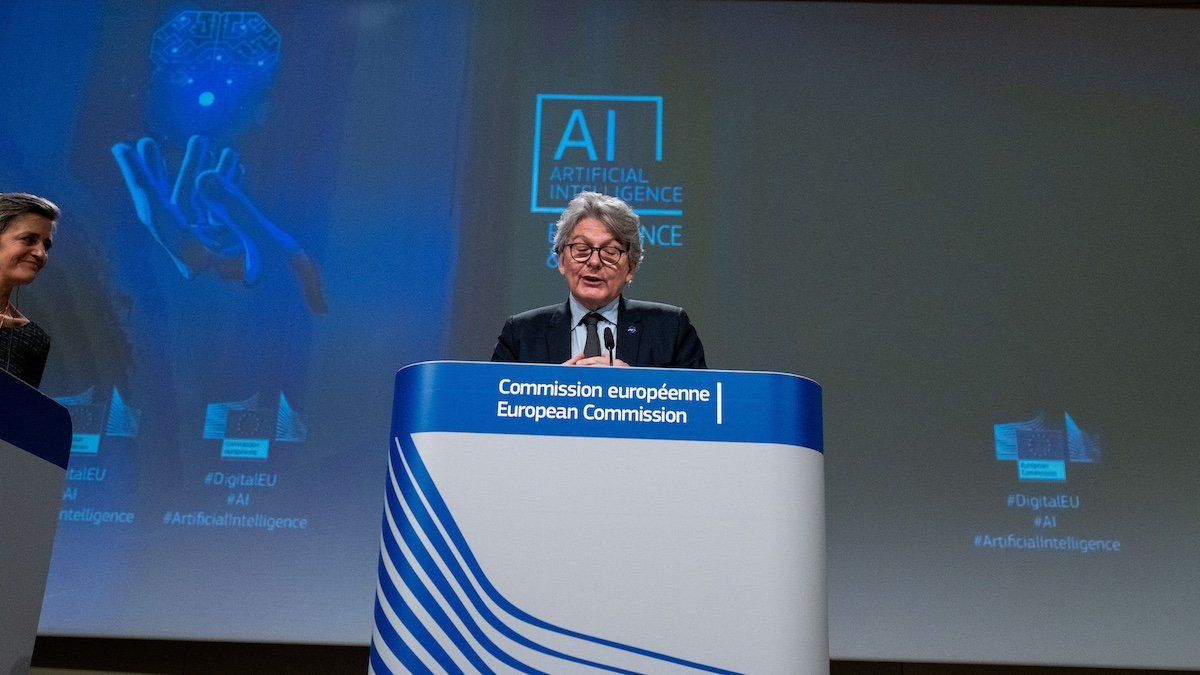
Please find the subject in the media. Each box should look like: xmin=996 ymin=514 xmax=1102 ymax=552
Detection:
xmin=492 ymin=297 xmax=706 ymax=369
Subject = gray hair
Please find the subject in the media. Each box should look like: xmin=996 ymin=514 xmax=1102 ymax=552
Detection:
xmin=552 ymin=192 xmax=644 ymax=269
xmin=0 ymin=192 xmax=60 ymax=235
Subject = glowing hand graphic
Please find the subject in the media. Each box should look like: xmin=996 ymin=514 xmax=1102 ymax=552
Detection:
xmin=112 ymin=135 xmax=327 ymax=313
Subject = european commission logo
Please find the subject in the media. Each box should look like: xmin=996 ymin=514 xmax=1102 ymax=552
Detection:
xmin=994 ymin=412 xmax=1100 ymax=482
xmin=531 ymin=94 xmax=686 ymax=265
xmin=203 ymin=391 xmax=308 ymax=460
xmin=54 ymin=386 xmax=142 ymax=455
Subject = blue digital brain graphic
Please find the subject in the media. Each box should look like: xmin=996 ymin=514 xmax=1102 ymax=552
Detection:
xmin=151 ymin=11 xmax=279 ymax=110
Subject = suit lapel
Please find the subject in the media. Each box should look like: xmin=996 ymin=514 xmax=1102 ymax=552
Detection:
xmin=615 ymin=296 xmax=642 ymax=366
xmin=546 ymin=301 xmax=572 ymax=363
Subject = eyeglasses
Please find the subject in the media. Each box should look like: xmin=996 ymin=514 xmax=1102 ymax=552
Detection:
xmin=562 ymin=242 xmax=627 ymax=267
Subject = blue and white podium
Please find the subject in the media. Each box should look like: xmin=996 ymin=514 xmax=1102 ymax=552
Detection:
xmin=370 ymin=361 xmax=825 ymax=674
xmin=0 ymin=371 xmax=72 ymax=675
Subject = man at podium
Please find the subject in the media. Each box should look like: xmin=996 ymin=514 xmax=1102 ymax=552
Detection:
xmin=492 ymin=191 xmax=705 ymax=369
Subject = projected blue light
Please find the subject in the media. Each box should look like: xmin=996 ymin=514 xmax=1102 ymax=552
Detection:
xmin=198 ymin=91 xmax=214 ymax=106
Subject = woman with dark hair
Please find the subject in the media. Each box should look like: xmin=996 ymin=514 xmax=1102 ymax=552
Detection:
xmin=0 ymin=192 xmax=59 ymax=388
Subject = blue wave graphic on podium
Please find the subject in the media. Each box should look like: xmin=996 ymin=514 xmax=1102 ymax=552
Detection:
xmin=370 ymin=434 xmax=737 ymax=674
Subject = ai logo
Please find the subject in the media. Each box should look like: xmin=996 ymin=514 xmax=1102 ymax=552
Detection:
xmin=531 ymin=94 xmax=686 ymax=266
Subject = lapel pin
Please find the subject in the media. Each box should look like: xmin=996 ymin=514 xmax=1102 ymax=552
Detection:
xmin=627 ymin=326 xmax=637 ymax=334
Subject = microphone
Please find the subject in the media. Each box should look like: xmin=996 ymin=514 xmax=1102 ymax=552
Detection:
xmin=604 ymin=327 xmax=615 ymax=366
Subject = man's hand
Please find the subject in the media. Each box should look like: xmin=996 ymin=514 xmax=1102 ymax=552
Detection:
xmin=563 ymin=354 xmax=631 ymax=367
